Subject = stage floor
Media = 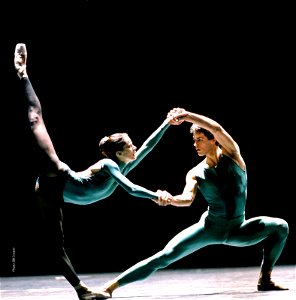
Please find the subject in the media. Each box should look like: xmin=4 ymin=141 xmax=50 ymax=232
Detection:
xmin=1 ymin=265 xmax=295 ymax=300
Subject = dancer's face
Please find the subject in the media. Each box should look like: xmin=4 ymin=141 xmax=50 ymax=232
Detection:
xmin=193 ymin=132 xmax=216 ymax=157
xmin=117 ymin=136 xmax=137 ymax=162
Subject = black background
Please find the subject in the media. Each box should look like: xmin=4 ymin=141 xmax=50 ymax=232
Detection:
xmin=2 ymin=1 xmax=294 ymax=277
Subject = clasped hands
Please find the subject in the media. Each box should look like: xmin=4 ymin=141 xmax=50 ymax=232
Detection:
xmin=154 ymin=190 xmax=174 ymax=206
xmin=167 ymin=107 xmax=188 ymax=125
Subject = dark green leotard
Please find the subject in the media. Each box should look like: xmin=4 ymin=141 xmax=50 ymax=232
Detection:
xmin=63 ymin=120 xmax=170 ymax=205
xmin=112 ymin=155 xmax=288 ymax=286
xmin=196 ymin=155 xmax=247 ymax=218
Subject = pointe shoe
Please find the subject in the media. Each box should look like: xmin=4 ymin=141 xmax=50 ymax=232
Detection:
xmin=257 ymin=280 xmax=289 ymax=291
xmin=14 ymin=43 xmax=28 ymax=79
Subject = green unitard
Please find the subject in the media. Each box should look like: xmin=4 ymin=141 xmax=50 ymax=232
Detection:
xmin=63 ymin=119 xmax=170 ymax=204
xmin=114 ymin=155 xmax=289 ymax=286
xmin=20 ymin=77 xmax=170 ymax=287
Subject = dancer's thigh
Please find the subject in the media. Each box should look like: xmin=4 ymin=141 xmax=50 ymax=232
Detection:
xmin=163 ymin=217 xmax=220 ymax=258
xmin=226 ymin=216 xmax=279 ymax=246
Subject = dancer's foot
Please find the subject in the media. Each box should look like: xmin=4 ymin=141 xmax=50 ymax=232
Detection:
xmin=14 ymin=43 xmax=28 ymax=79
xmin=99 ymin=280 xmax=119 ymax=298
xmin=257 ymin=279 xmax=289 ymax=291
xmin=76 ymin=285 xmax=110 ymax=299
xmin=100 ymin=287 xmax=112 ymax=298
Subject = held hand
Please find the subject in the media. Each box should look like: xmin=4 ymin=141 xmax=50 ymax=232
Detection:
xmin=154 ymin=190 xmax=174 ymax=206
xmin=167 ymin=107 xmax=188 ymax=125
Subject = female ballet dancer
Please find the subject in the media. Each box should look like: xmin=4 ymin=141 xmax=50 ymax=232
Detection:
xmin=14 ymin=43 xmax=174 ymax=300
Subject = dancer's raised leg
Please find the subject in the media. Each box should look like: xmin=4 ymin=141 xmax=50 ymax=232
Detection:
xmin=14 ymin=43 xmax=109 ymax=300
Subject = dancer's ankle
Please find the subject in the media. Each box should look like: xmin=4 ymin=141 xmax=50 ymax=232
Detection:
xmin=103 ymin=280 xmax=119 ymax=297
